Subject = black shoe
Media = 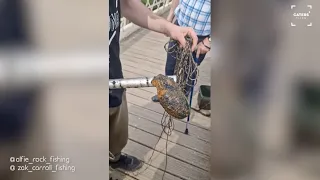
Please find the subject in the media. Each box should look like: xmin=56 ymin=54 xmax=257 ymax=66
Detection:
xmin=110 ymin=154 xmax=143 ymax=172
xmin=151 ymin=95 xmax=159 ymax=102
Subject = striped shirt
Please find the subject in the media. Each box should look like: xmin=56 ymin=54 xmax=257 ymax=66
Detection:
xmin=174 ymin=0 xmax=211 ymax=36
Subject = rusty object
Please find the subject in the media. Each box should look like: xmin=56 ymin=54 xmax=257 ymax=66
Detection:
xmin=152 ymin=74 xmax=190 ymax=119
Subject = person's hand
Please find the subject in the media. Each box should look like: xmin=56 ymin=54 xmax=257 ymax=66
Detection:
xmin=196 ymin=37 xmax=210 ymax=58
xmin=164 ymin=24 xmax=198 ymax=51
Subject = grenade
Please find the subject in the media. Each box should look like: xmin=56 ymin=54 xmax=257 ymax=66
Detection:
xmin=152 ymin=74 xmax=190 ymax=119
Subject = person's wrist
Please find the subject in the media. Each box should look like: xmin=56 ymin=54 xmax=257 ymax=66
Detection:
xmin=201 ymin=38 xmax=211 ymax=50
xmin=163 ymin=21 xmax=174 ymax=37
xmin=203 ymin=37 xmax=211 ymax=48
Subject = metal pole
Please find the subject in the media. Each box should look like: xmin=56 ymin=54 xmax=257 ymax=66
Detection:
xmin=0 ymin=56 xmax=177 ymax=90
xmin=185 ymin=57 xmax=198 ymax=135
xmin=109 ymin=75 xmax=177 ymax=89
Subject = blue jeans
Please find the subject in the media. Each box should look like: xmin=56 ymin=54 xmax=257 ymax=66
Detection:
xmin=165 ymin=21 xmax=209 ymax=96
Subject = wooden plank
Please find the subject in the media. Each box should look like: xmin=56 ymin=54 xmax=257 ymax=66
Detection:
xmin=123 ymin=139 xmax=210 ymax=180
xmin=122 ymin=40 xmax=168 ymax=54
xmin=121 ymin=61 xmax=164 ymax=76
xmin=143 ymin=37 xmax=168 ymax=44
xmin=121 ymin=53 xmax=166 ymax=67
xmin=122 ymin=69 xmax=151 ymax=81
xmin=128 ymin=126 xmax=210 ymax=171
xmin=127 ymin=102 xmax=211 ymax=142
xmin=123 ymin=39 xmax=166 ymax=53
xmin=126 ymin=90 xmax=211 ymax=129
xmin=122 ymin=29 xmax=166 ymax=40
xmin=122 ymin=50 xmax=166 ymax=66
xmin=127 ymin=43 xmax=168 ymax=55
xmin=126 ymin=39 xmax=169 ymax=51
xmin=121 ymin=54 xmax=166 ymax=71
xmin=124 ymin=48 xmax=167 ymax=61
xmin=143 ymin=32 xmax=170 ymax=42
xmin=128 ymin=113 xmax=211 ymax=155
xmin=110 ymin=163 xmax=180 ymax=180
xmin=135 ymin=38 xmax=169 ymax=47
xmin=132 ymin=31 xmax=168 ymax=40
xmin=122 ymin=64 xmax=155 ymax=77
xmin=122 ymin=68 xmax=149 ymax=78
xmin=122 ymin=69 xmax=146 ymax=79
xmin=127 ymin=86 xmax=157 ymax=95
xmin=109 ymin=169 xmax=138 ymax=180
xmin=122 ymin=38 xmax=167 ymax=51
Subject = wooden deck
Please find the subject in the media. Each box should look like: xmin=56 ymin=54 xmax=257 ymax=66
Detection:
xmin=110 ymin=29 xmax=211 ymax=180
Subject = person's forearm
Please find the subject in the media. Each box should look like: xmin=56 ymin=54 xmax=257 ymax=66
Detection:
xmin=121 ymin=0 xmax=172 ymax=36
xmin=168 ymin=0 xmax=179 ymax=20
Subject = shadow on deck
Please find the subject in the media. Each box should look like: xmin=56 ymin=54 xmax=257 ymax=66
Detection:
xmin=110 ymin=28 xmax=212 ymax=180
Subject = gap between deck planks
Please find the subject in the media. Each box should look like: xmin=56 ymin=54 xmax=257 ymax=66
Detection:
xmin=128 ymin=103 xmax=210 ymax=143
xmin=128 ymin=126 xmax=210 ymax=169
xmin=110 ymin=168 xmax=138 ymax=180
xmin=127 ymin=112 xmax=210 ymax=156
xmin=127 ymin=119 xmax=210 ymax=168
xmin=121 ymin=54 xmax=166 ymax=71
xmin=110 ymin=164 xmax=181 ymax=180
xmin=125 ymin=91 xmax=211 ymax=130
xmin=122 ymin=51 xmax=166 ymax=66
xmin=122 ymin=140 xmax=210 ymax=180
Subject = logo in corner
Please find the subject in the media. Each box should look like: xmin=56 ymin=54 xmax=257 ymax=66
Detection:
xmin=291 ymin=5 xmax=313 ymax=27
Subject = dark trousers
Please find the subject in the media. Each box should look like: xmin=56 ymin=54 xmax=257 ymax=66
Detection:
xmin=165 ymin=21 xmax=209 ymax=96
xmin=0 ymin=90 xmax=37 ymax=141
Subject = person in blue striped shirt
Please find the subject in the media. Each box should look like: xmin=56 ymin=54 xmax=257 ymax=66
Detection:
xmin=152 ymin=0 xmax=211 ymax=102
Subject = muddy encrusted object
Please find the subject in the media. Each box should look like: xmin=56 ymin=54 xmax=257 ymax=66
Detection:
xmin=151 ymin=74 xmax=190 ymax=119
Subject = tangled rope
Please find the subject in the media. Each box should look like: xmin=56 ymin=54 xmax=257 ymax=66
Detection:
xmin=129 ymin=111 xmax=174 ymax=179
xmin=126 ymin=36 xmax=199 ymax=179
xmin=166 ymin=36 xmax=200 ymax=94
